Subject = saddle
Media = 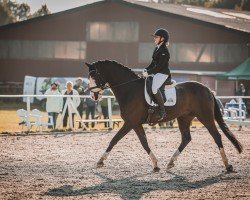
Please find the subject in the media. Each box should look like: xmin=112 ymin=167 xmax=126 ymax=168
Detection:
xmin=145 ymin=75 xmax=176 ymax=107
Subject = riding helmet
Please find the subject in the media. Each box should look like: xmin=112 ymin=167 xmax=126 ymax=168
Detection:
xmin=152 ymin=28 xmax=169 ymax=42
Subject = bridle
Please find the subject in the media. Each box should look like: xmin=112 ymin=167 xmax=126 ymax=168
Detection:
xmin=88 ymin=69 xmax=108 ymax=91
xmin=88 ymin=68 xmax=141 ymax=92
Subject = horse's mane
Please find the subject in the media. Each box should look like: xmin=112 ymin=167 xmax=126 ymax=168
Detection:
xmin=94 ymin=60 xmax=139 ymax=78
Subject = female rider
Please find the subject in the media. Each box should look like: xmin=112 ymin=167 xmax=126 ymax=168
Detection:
xmin=143 ymin=28 xmax=171 ymax=121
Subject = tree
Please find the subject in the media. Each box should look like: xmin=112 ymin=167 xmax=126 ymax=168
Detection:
xmin=211 ymin=0 xmax=250 ymax=11
xmin=155 ymin=0 xmax=250 ymax=11
xmin=30 ymin=4 xmax=50 ymax=18
xmin=0 ymin=0 xmax=50 ymax=26
xmin=0 ymin=2 xmax=15 ymax=25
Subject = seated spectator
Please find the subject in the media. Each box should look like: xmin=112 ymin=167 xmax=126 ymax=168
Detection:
xmin=44 ymin=82 xmax=63 ymax=129
xmin=62 ymin=81 xmax=80 ymax=129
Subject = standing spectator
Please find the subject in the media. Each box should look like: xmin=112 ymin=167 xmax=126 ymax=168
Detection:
xmin=237 ymin=83 xmax=247 ymax=96
xmin=44 ymin=82 xmax=63 ymax=129
xmin=236 ymin=83 xmax=247 ymax=107
xmin=62 ymin=81 xmax=80 ymax=129
xmin=73 ymin=77 xmax=85 ymax=128
xmin=100 ymin=89 xmax=114 ymax=128
xmin=85 ymin=89 xmax=97 ymax=128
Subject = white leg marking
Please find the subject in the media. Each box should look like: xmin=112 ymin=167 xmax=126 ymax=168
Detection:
xmin=219 ymin=148 xmax=229 ymax=168
xmin=149 ymin=151 xmax=158 ymax=168
xmin=171 ymin=149 xmax=180 ymax=162
xmin=167 ymin=149 xmax=180 ymax=169
xmin=101 ymin=152 xmax=109 ymax=161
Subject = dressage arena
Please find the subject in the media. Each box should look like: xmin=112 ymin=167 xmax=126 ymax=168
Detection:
xmin=0 ymin=127 xmax=249 ymax=199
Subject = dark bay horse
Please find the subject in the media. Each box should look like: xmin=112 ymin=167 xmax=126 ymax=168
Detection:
xmin=85 ymin=60 xmax=243 ymax=173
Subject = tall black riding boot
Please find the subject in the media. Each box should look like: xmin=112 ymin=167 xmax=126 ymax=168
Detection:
xmin=154 ymin=90 xmax=166 ymax=121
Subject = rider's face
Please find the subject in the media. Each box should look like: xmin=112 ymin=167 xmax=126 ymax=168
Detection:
xmin=154 ymin=36 xmax=161 ymax=45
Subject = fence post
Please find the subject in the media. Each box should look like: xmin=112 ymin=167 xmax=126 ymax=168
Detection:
xmin=239 ymin=98 xmax=242 ymax=122
xmin=107 ymin=97 xmax=113 ymax=129
xmin=26 ymin=96 xmax=31 ymax=131
xmin=67 ymin=98 xmax=73 ymax=129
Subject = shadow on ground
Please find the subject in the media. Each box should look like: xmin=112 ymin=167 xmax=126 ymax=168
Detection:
xmin=44 ymin=172 xmax=236 ymax=200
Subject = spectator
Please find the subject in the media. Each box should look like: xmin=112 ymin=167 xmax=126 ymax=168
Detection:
xmin=62 ymin=81 xmax=80 ymax=129
xmin=73 ymin=77 xmax=85 ymax=128
xmin=236 ymin=83 xmax=247 ymax=107
xmin=237 ymin=83 xmax=247 ymax=96
xmin=85 ymin=89 xmax=97 ymax=128
xmin=44 ymin=82 xmax=63 ymax=129
xmin=100 ymin=89 xmax=114 ymax=128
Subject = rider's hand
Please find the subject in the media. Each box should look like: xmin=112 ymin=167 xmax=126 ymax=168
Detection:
xmin=142 ymin=69 xmax=148 ymax=77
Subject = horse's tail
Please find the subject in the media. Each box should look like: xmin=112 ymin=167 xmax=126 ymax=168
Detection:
xmin=213 ymin=96 xmax=243 ymax=153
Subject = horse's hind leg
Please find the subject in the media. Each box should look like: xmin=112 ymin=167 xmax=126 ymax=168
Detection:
xmin=134 ymin=125 xmax=160 ymax=172
xmin=167 ymin=115 xmax=194 ymax=169
xmin=198 ymin=116 xmax=233 ymax=172
xmin=97 ymin=123 xmax=131 ymax=168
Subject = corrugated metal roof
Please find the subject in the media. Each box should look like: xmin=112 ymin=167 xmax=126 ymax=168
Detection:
xmin=0 ymin=0 xmax=249 ymax=34
xmin=125 ymin=0 xmax=250 ymax=33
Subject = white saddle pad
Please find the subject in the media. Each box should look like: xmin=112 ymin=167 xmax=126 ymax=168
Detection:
xmin=144 ymin=81 xmax=177 ymax=107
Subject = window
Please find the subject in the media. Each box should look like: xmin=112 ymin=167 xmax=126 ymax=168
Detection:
xmin=54 ymin=41 xmax=86 ymax=59
xmin=138 ymin=43 xmax=248 ymax=64
xmin=175 ymin=43 xmax=216 ymax=63
xmin=216 ymin=44 xmax=248 ymax=63
xmin=8 ymin=40 xmax=22 ymax=58
xmin=0 ymin=40 xmax=87 ymax=60
xmin=22 ymin=41 xmax=39 ymax=59
xmin=138 ymin=43 xmax=155 ymax=63
xmin=87 ymin=22 xmax=139 ymax=42
xmin=0 ymin=41 xmax=8 ymax=58
xmin=38 ymin=41 xmax=54 ymax=59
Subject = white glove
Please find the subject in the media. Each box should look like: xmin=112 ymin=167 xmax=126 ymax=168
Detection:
xmin=142 ymin=69 xmax=148 ymax=77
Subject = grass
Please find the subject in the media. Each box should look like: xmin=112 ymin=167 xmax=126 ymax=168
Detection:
xmin=0 ymin=110 xmax=204 ymax=134
xmin=0 ymin=102 xmax=207 ymax=134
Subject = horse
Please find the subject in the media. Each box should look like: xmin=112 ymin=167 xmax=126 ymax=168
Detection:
xmin=85 ymin=60 xmax=243 ymax=173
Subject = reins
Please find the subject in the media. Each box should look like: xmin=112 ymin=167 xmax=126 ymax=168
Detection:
xmin=109 ymin=77 xmax=142 ymax=88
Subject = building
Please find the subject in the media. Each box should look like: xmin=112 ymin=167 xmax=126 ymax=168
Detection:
xmin=0 ymin=0 xmax=249 ymax=95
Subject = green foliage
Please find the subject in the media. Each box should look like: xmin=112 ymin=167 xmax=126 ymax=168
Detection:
xmin=0 ymin=0 xmax=50 ymax=26
xmin=159 ymin=0 xmax=250 ymax=11
xmin=0 ymin=1 xmax=15 ymax=25
xmin=208 ymin=0 xmax=250 ymax=11
xmin=29 ymin=4 xmax=50 ymax=19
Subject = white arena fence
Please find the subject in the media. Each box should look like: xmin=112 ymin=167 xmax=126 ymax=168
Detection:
xmin=0 ymin=94 xmax=120 ymax=132
xmin=0 ymin=95 xmax=250 ymax=132
xmin=217 ymin=96 xmax=250 ymax=127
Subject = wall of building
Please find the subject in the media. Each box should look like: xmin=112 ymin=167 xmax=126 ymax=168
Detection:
xmin=0 ymin=1 xmax=249 ymax=88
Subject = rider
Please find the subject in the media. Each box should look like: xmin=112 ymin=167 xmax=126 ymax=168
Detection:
xmin=143 ymin=28 xmax=171 ymax=121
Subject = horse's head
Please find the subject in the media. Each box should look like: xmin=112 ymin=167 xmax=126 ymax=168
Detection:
xmin=85 ymin=62 xmax=107 ymax=101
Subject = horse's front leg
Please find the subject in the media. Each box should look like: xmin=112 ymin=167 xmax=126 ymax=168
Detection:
xmin=134 ymin=125 xmax=160 ymax=172
xmin=97 ymin=123 xmax=131 ymax=167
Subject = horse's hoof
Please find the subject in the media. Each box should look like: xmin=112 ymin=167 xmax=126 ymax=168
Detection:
xmin=97 ymin=161 xmax=104 ymax=168
xmin=226 ymin=165 xmax=236 ymax=173
xmin=167 ymin=163 xmax=175 ymax=170
xmin=167 ymin=163 xmax=174 ymax=169
xmin=153 ymin=167 xmax=160 ymax=172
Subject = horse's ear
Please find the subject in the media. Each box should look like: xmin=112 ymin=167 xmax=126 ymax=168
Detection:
xmin=85 ymin=62 xmax=95 ymax=72
xmin=85 ymin=62 xmax=91 ymax=68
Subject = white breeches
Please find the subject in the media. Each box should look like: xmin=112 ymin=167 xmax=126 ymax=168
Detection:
xmin=152 ymin=73 xmax=169 ymax=94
